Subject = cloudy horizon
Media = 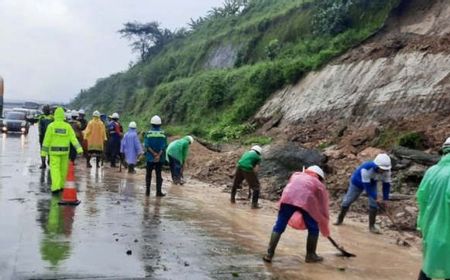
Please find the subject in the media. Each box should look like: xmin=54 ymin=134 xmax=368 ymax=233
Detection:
xmin=0 ymin=0 xmax=223 ymax=103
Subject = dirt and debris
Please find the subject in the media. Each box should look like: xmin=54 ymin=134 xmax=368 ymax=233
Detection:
xmin=184 ymin=118 xmax=444 ymax=242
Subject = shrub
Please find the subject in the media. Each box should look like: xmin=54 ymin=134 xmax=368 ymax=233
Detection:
xmin=313 ymin=0 xmax=353 ymax=35
xmin=265 ymin=39 xmax=281 ymax=60
xmin=208 ymin=123 xmax=255 ymax=141
xmin=398 ymin=132 xmax=424 ymax=150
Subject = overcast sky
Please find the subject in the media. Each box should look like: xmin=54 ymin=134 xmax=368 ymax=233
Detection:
xmin=0 ymin=0 xmax=223 ymax=103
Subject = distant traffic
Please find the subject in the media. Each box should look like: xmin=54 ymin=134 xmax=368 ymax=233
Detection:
xmin=0 ymin=102 xmax=67 ymax=135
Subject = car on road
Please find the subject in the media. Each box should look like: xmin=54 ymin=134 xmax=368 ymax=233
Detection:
xmin=1 ymin=111 xmax=30 ymax=135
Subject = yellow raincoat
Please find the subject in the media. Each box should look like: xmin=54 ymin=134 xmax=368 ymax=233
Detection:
xmin=84 ymin=117 xmax=107 ymax=152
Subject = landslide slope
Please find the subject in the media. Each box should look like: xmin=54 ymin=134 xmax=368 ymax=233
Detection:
xmin=256 ymin=0 xmax=450 ymax=149
xmin=70 ymin=0 xmax=402 ymax=140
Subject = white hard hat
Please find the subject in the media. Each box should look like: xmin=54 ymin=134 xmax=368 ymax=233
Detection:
xmin=187 ymin=135 xmax=194 ymax=144
xmin=251 ymin=145 xmax=263 ymax=154
xmin=78 ymin=109 xmax=85 ymax=115
xmin=93 ymin=111 xmax=100 ymax=117
xmin=71 ymin=110 xmax=79 ymax=117
xmin=129 ymin=121 xmax=137 ymax=129
xmin=151 ymin=115 xmax=162 ymax=125
xmin=111 ymin=112 xmax=119 ymax=119
xmin=306 ymin=165 xmax=325 ymax=180
xmin=374 ymin=153 xmax=391 ymax=170
xmin=442 ymin=137 xmax=450 ymax=148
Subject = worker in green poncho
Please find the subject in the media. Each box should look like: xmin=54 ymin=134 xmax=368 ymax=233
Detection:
xmin=416 ymin=138 xmax=450 ymax=280
xmin=166 ymin=136 xmax=194 ymax=185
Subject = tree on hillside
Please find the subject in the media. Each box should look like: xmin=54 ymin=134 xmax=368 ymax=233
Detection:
xmin=188 ymin=0 xmax=250 ymax=31
xmin=118 ymin=21 xmax=174 ymax=61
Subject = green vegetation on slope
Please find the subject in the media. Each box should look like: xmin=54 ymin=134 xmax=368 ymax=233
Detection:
xmin=71 ymin=0 xmax=401 ymax=141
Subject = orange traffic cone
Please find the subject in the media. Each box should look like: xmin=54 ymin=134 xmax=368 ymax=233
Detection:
xmin=59 ymin=161 xmax=81 ymax=206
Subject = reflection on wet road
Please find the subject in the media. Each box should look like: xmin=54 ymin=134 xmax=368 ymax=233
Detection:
xmin=0 ymin=128 xmax=421 ymax=279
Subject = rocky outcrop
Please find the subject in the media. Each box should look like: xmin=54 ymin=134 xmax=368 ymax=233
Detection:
xmin=256 ymin=0 xmax=450 ymax=131
xmin=257 ymin=51 xmax=450 ymax=126
xmin=204 ymin=43 xmax=239 ymax=69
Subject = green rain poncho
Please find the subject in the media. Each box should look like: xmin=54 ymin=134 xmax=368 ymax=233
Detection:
xmin=166 ymin=137 xmax=190 ymax=164
xmin=416 ymin=153 xmax=450 ymax=279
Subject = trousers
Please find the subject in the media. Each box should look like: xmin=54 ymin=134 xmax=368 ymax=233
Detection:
xmin=50 ymin=155 xmax=69 ymax=192
xmin=273 ymin=203 xmax=319 ymax=236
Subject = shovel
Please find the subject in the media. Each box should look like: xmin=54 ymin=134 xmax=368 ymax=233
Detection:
xmin=327 ymin=236 xmax=356 ymax=258
xmin=377 ymin=202 xmax=412 ymax=247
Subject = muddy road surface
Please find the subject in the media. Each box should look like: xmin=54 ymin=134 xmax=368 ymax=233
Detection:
xmin=0 ymin=128 xmax=422 ymax=279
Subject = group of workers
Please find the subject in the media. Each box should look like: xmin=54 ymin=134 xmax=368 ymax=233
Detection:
xmin=37 ymin=106 xmax=194 ymax=197
xmin=36 ymin=106 xmax=449 ymax=280
xmin=232 ymin=143 xmax=449 ymax=280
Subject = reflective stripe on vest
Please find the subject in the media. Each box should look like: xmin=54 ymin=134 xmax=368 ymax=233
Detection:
xmin=51 ymin=146 xmax=69 ymax=152
xmin=55 ymin=128 xmax=67 ymax=135
xmin=145 ymin=131 xmax=165 ymax=138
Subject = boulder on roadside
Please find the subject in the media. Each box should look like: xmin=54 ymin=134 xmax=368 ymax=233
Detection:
xmin=260 ymin=142 xmax=327 ymax=196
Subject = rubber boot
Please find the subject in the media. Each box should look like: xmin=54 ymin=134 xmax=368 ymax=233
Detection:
xmin=145 ymin=184 xmax=150 ymax=196
xmin=369 ymin=207 xmax=381 ymax=234
xmin=156 ymin=185 xmax=166 ymax=197
xmin=251 ymin=190 xmax=261 ymax=209
xmin=128 ymin=164 xmax=136 ymax=174
xmin=334 ymin=206 xmax=349 ymax=225
xmin=86 ymin=156 xmax=92 ymax=168
xmin=96 ymin=157 xmax=100 ymax=168
xmin=230 ymin=186 xmax=237 ymax=204
xmin=263 ymin=232 xmax=282 ymax=263
xmin=418 ymin=270 xmax=431 ymax=280
xmin=305 ymin=234 xmax=323 ymax=263
xmin=39 ymin=157 xmax=47 ymax=169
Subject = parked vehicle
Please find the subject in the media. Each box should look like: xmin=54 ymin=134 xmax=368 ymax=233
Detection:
xmin=1 ymin=111 xmax=30 ymax=134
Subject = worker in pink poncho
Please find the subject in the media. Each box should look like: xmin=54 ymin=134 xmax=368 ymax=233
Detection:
xmin=263 ymin=165 xmax=330 ymax=263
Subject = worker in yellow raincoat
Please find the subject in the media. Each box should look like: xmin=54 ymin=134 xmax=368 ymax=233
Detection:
xmin=416 ymin=138 xmax=450 ymax=280
xmin=41 ymin=107 xmax=83 ymax=194
xmin=83 ymin=110 xmax=107 ymax=168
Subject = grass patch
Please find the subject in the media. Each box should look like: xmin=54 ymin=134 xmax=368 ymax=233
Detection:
xmin=372 ymin=128 xmax=401 ymax=148
xmin=398 ymin=132 xmax=425 ymax=150
xmin=241 ymin=135 xmax=273 ymax=146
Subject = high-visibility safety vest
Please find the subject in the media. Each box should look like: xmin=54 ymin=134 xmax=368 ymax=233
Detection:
xmin=41 ymin=107 xmax=83 ymax=157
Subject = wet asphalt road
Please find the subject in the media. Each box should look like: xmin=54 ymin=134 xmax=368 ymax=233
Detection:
xmin=0 ymin=128 xmax=273 ymax=279
xmin=0 ymin=128 xmax=422 ymax=280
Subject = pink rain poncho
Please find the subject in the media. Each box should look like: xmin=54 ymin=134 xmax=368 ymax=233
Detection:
xmin=279 ymin=171 xmax=331 ymax=237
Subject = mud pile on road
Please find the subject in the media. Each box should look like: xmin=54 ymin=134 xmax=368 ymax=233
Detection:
xmin=187 ymin=141 xmax=244 ymax=187
xmin=185 ymin=130 xmax=445 ymax=235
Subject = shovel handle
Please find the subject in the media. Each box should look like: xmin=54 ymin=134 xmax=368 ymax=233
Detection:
xmin=327 ymin=236 xmax=356 ymax=257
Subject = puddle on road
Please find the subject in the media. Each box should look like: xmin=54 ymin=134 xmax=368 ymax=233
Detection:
xmin=0 ymin=129 xmax=422 ymax=279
